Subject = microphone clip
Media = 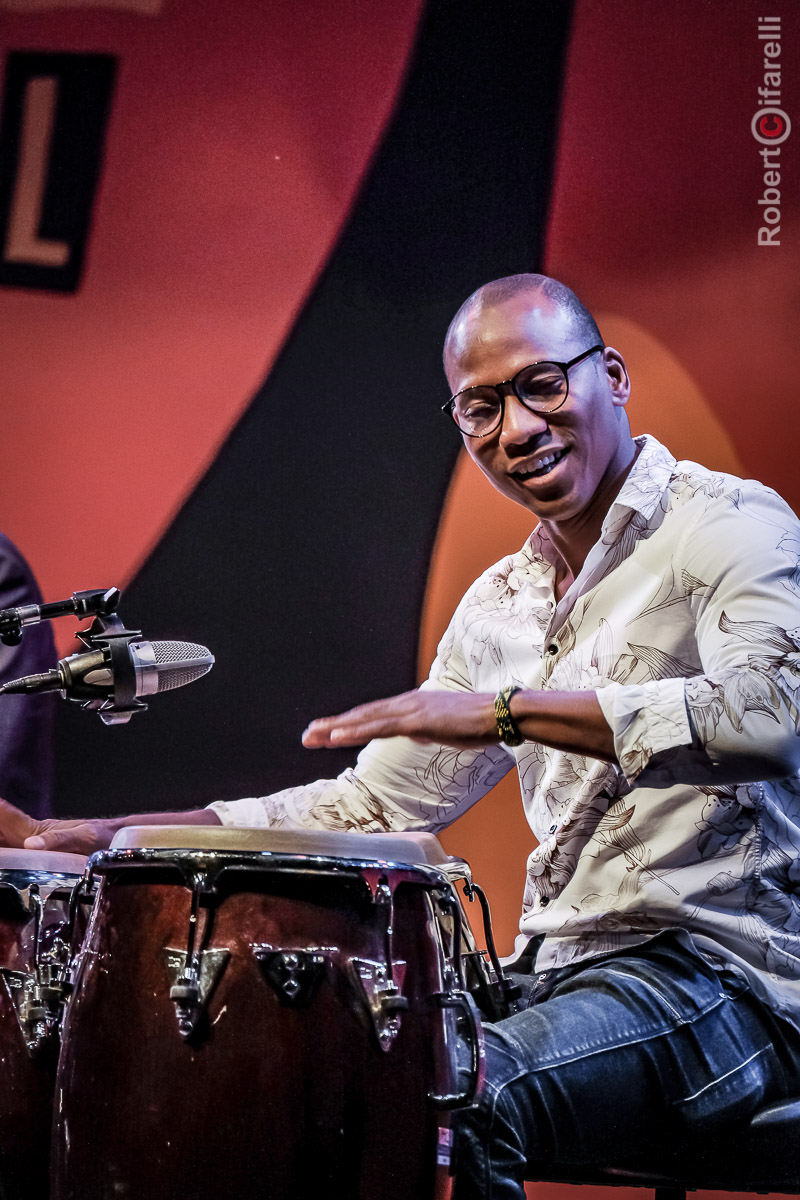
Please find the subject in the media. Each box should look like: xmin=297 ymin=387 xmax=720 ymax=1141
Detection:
xmin=72 ymin=613 xmax=148 ymax=726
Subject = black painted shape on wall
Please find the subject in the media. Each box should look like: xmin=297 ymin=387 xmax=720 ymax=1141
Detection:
xmin=0 ymin=52 xmax=116 ymax=292
xmin=54 ymin=0 xmax=573 ymax=818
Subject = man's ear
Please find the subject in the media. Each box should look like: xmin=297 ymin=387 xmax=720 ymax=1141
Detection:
xmin=602 ymin=347 xmax=631 ymax=408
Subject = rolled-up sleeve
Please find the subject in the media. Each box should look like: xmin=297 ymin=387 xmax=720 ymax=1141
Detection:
xmin=596 ymin=483 xmax=800 ymax=788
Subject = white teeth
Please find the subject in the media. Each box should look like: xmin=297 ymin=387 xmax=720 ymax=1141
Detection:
xmin=515 ymin=448 xmax=566 ymax=479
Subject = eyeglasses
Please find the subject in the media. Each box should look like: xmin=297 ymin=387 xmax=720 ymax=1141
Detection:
xmin=442 ymin=344 xmax=605 ymax=438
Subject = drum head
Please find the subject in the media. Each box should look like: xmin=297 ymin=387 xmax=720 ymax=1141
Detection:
xmin=0 ymin=846 xmax=87 ymax=875
xmin=110 ymin=824 xmax=457 ymax=867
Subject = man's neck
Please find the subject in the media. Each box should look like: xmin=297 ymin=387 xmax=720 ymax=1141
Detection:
xmin=543 ymin=437 xmax=640 ymax=590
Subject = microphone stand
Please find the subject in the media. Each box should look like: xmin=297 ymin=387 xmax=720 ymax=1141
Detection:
xmin=0 ymin=588 xmax=122 ymax=647
xmin=0 ymin=588 xmax=150 ymax=725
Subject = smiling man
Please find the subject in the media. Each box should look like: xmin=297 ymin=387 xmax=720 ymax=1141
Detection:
xmin=4 ymin=275 xmax=800 ymax=1198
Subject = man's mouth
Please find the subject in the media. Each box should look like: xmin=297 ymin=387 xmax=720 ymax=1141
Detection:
xmin=512 ymin=446 xmax=570 ymax=481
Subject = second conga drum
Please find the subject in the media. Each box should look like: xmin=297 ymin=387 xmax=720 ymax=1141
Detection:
xmin=52 ymin=826 xmax=483 ymax=1200
xmin=0 ymin=847 xmax=86 ymax=1200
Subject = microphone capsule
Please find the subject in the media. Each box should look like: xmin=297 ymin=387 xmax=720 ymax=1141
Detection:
xmin=130 ymin=641 xmax=214 ymax=697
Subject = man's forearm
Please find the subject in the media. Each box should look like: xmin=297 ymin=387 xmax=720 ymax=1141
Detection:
xmin=83 ymin=806 xmax=222 ymax=849
xmin=303 ymin=685 xmax=618 ymax=763
xmin=112 ymin=808 xmax=222 ymax=830
xmin=509 ymin=690 xmax=616 ymax=763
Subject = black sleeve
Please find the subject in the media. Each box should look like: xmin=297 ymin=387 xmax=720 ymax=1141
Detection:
xmin=0 ymin=533 xmax=55 ymax=817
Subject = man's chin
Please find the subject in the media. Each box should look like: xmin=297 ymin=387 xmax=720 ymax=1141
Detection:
xmin=506 ymin=480 xmax=579 ymax=522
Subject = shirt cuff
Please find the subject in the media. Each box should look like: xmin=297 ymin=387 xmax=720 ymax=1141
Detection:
xmin=206 ymin=797 xmax=271 ymax=827
xmin=595 ymin=678 xmax=694 ymax=783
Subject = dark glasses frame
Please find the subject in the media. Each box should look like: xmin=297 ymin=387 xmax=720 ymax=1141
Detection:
xmin=442 ymin=344 xmax=605 ymax=438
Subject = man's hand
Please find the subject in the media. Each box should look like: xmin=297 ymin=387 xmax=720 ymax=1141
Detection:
xmin=0 ymin=797 xmax=118 ymax=855
xmin=302 ymin=689 xmax=498 ymax=750
xmin=0 ymin=798 xmax=222 ymax=856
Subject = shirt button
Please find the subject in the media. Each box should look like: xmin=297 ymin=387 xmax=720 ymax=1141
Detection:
xmin=546 ymin=643 xmax=558 ymax=655
xmin=549 ymin=824 xmax=558 ymax=834
xmin=537 ymin=973 xmax=548 ymax=982
xmin=540 ymin=896 xmax=550 ymax=906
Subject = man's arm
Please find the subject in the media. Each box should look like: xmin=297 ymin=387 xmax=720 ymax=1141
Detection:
xmin=0 ymin=798 xmax=220 ymax=855
xmin=0 ymin=592 xmax=515 ymax=851
xmin=595 ymin=484 xmax=800 ymax=788
xmin=302 ymin=687 xmax=616 ymax=761
xmin=306 ymin=484 xmax=800 ymax=789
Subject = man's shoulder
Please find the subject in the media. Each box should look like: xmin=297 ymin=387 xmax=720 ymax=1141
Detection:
xmin=667 ymin=455 xmax=794 ymax=518
xmin=635 ymin=434 xmax=792 ymax=521
xmin=657 ymin=454 xmax=800 ymax=576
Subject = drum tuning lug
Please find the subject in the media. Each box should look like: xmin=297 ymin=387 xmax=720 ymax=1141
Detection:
xmin=23 ymin=1013 xmax=50 ymax=1053
xmin=170 ymin=972 xmax=200 ymax=1004
xmin=1 ymin=970 xmax=62 ymax=1056
xmin=170 ymin=971 xmax=201 ymax=1037
xmin=349 ymin=958 xmax=408 ymax=1051
xmin=21 ymin=989 xmax=61 ymax=1055
xmin=380 ymin=986 xmax=409 ymax=1015
xmin=164 ymin=948 xmax=230 ymax=1039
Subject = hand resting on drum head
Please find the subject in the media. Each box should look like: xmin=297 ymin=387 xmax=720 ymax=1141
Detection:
xmin=0 ymin=796 xmax=221 ymax=855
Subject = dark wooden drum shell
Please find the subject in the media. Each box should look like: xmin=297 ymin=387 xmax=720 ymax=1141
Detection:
xmin=53 ymin=845 xmax=476 ymax=1200
xmin=0 ymin=850 xmax=86 ymax=1200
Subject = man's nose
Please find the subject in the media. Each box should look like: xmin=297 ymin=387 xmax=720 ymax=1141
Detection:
xmin=497 ymin=392 xmax=549 ymax=449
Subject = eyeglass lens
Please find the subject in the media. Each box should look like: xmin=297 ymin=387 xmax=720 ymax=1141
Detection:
xmin=451 ymin=362 xmax=568 ymax=435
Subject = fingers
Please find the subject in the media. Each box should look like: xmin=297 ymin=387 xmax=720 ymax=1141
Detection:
xmin=302 ymin=691 xmax=498 ymax=749
xmin=23 ymin=823 xmax=96 ymax=855
xmin=0 ymin=797 xmax=97 ymax=855
xmin=302 ymin=715 xmax=388 ymax=748
xmin=0 ymin=796 xmax=40 ymax=846
xmin=302 ymin=693 xmax=420 ymax=748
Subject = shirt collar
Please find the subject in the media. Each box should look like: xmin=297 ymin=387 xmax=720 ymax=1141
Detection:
xmin=522 ymin=434 xmax=676 ymax=573
xmin=605 ymin=434 xmax=676 ymax=527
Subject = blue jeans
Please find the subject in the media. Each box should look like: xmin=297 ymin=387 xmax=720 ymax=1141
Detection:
xmin=452 ymin=932 xmax=800 ymax=1200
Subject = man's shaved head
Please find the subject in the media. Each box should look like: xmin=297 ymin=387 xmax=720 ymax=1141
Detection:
xmin=444 ymin=274 xmax=602 ymax=369
xmin=441 ymin=271 xmax=633 ymax=531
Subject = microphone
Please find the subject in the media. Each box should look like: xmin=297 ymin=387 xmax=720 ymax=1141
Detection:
xmin=0 ymin=639 xmax=214 ymax=724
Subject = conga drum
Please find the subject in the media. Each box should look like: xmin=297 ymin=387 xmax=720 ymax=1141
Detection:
xmin=53 ymin=826 xmax=484 ymax=1200
xmin=0 ymin=847 xmax=87 ymax=1200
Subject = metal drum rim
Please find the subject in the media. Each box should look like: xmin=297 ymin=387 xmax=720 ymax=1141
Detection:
xmin=0 ymin=868 xmax=84 ymax=887
xmin=86 ymin=845 xmax=458 ymax=887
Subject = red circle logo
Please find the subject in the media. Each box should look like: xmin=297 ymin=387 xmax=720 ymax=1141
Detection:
xmin=752 ymin=107 xmax=791 ymax=145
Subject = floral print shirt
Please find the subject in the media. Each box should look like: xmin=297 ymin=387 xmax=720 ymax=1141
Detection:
xmin=210 ymin=436 xmax=800 ymax=1028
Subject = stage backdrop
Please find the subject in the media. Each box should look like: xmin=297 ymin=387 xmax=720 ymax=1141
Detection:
xmin=0 ymin=4 xmax=797 ymax=1197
